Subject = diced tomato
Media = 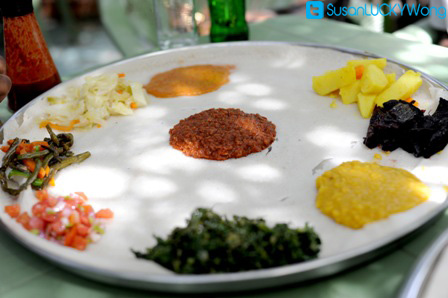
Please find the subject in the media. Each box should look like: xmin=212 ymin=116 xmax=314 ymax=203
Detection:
xmin=48 ymin=221 xmax=66 ymax=237
xmin=76 ymin=224 xmax=89 ymax=237
xmin=46 ymin=196 xmax=58 ymax=207
xmin=7 ymin=139 xmax=13 ymax=145
xmin=95 ymin=209 xmax=114 ymax=219
xmin=5 ymin=204 xmax=20 ymax=218
xmin=29 ymin=216 xmax=45 ymax=231
xmin=80 ymin=215 xmax=91 ymax=227
xmin=35 ymin=190 xmax=48 ymax=201
xmin=16 ymin=212 xmax=31 ymax=230
xmin=64 ymin=225 xmax=77 ymax=246
xmin=69 ymin=211 xmax=80 ymax=225
xmin=41 ymin=210 xmax=57 ymax=223
xmin=81 ymin=205 xmax=93 ymax=215
xmin=15 ymin=190 xmax=112 ymax=251
xmin=1 ymin=145 xmax=10 ymax=153
xmin=32 ymin=203 xmax=46 ymax=216
xmin=71 ymin=235 xmax=88 ymax=251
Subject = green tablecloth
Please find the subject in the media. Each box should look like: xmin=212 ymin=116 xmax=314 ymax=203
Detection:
xmin=2 ymin=15 xmax=448 ymax=298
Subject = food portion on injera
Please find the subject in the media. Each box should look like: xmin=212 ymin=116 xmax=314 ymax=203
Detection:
xmin=169 ymin=108 xmax=276 ymax=160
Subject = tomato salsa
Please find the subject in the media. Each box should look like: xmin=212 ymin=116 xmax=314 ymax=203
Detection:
xmin=5 ymin=191 xmax=113 ymax=251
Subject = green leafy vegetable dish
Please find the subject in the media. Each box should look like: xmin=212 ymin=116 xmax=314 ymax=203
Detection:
xmin=133 ymin=208 xmax=321 ymax=274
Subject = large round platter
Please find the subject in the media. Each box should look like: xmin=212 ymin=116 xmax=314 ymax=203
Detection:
xmin=1 ymin=42 xmax=448 ymax=293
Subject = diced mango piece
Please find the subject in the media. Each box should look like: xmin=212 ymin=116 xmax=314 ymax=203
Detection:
xmin=347 ymin=58 xmax=387 ymax=70
xmin=361 ymin=65 xmax=388 ymax=94
xmin=312 ymin=66 xmax=356 ymax=96
xmin=386 ymin=73 xmax=396 ymax=85
xmin=340 ymin=80 xmax=361 ymax=104
xmin=358 ymin=93 xmax=376 ymax=118
xmin=375 ymin=70 xmax=422 ymax=107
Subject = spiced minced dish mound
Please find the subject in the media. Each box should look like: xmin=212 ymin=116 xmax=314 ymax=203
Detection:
xmin=169 ymin=108 xmax=276 ymax=160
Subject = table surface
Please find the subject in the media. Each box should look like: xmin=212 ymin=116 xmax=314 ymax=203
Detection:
xmin=2 ymin=15 xmax=448 ymax=298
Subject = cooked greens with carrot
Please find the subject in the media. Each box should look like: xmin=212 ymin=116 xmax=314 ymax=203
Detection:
xmin=0 ymin=125 xmax=90 ymax=195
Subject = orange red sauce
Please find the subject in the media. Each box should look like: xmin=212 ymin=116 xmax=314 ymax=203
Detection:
xmin=144 ymin=64 xmax=235 ymax=98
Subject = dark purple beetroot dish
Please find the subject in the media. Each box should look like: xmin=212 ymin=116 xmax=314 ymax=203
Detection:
xmin=364 ymin=98 xmax=448 ymax=158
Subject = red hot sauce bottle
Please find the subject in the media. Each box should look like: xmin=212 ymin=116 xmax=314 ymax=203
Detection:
xmin=2 ymin=0 xmax=61 ymax=111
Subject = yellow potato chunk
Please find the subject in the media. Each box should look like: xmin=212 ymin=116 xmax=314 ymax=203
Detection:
xmin=339 ymin=80 xmax=361 ymax=104
xmin=386 ymin=73 xmax=396 ymax=85
xmin=357 ymin=93 xmax=376 ymax=118
xmin=347 ymin=58 xmax=387 ymax=69
xmin=361 ymin=65 xmax=388 ymax=94
xmin=376 ymin=70 xmax=422 ymax=106
xmin=312 ymin=66 xmax=356 ymax=96
xmin=316 ymin=161 xmax=430 ymax=229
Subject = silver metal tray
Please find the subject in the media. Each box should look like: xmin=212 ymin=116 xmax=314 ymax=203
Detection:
xmin=1 ymin=42 xmax=448 ymax=293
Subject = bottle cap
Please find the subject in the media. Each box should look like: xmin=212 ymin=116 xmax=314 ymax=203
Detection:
xmin=1 ymin=0 xmax=33 ymax=17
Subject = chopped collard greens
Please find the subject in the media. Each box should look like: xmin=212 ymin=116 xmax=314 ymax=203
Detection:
xmin=133 ymin=208 xmax=321 ymax=274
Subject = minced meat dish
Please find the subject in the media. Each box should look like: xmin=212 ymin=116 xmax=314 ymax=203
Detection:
xmin=169 ymin=108 xmax=276 ymax=160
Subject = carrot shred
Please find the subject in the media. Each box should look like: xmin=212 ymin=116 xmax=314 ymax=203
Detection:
xmin=49 ymin=178 xmax=55 ymax=187
xmin=45 ymin=166 xmax=50 ymax=176
xmin=118 ymin=73 xmax=125 ymax=78
xmin=404 ymin=97 xmax=419 ymax=107
xmin=1 ymin=146 xmax=10 ymax=153
xmin=15 ymin=141 xmax=27 ymax=154
xmin=355 ymin=65 xmax=364 ymax=80
xmin=117 ymin=90 xmax=123 ymax=94
xmin=130 ymin=102 xmax=137 ymax=109
xmin=38 ymin=168 xmax=46 ymax=179
xmin=97 ymin=124 xmax=102 ymax=128
xmin=31 ymin=141 xmax=49 ymax=148
xmin=23 ymin=159 xmax=36 ymax=172
xmin=39 ymin=119 xmax=80 ymax=132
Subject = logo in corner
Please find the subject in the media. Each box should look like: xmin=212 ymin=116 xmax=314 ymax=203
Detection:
xmin=306 ymin=1 xmax=324 ymax=19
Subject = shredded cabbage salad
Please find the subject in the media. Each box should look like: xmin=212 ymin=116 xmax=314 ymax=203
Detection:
xmin=39 ymin=73 xmax=149 ymax=130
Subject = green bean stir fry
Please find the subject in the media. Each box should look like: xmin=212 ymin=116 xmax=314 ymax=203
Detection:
xmin=0 ymin=125 xmax=90 ymax=196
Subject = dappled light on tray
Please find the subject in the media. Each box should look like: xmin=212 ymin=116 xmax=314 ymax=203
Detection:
xmin=51 ymin=166 xmax=129 ymax=200
xmin=413 ymin=165 xmax=448 ymax=186
xmin=135 ymin=105 xmax=169 ymax=120
xmin=197 ymin=180 xmax=238 ymax=203
xmin=252 ymin=97 xmax=289 ymax=111
xmin=131 ymin=176 xmax=178 ymax=199
xmin=217 ymin=90 xmax=246 ymax=105
xmin=230 ymin=73 xmax=250 ymax=84
xmin=306 ymin=125 xmax=358 ymax=149
xmin=131 ymin=146 xmax=206 ymax=175
xmin=235 ymin=83 xmax=272 ymax=96
xmin=237 ymin=163 xmax=281 ymax=182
